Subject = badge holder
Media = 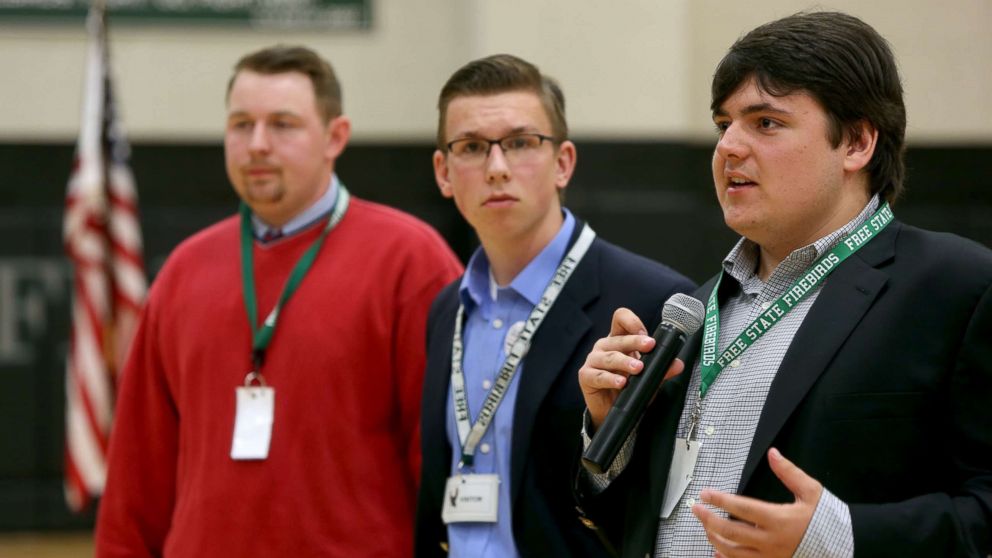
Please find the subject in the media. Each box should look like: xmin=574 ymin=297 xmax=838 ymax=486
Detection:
xmin=230 ymin=371 xmax=275 ymax=460
xmin=660 ymin=402 xmax=703 ymax=518
xmin=659 ymin=437 xmax=701 ymax=518
xmin=441 ymin=468 xmax=500 ymax=524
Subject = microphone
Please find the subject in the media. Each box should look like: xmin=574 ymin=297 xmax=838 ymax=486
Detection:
xmin=582 ymin=293 xmax=705 ymax=474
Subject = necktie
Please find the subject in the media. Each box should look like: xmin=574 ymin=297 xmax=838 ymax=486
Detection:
xmin=260 ymin=228 xmax=283 ymax=243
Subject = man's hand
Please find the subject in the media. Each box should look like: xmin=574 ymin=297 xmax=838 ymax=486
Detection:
xmin=577 ymin=308 xmax=683 ymax=430
xmin=690 ymin=448 xmax=823 ymax=558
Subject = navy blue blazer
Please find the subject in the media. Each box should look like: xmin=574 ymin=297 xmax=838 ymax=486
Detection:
xmin=415 ymin=221 xmax=695 ymax=557
xmin=577 ymin=221 xmax=992 ymax=558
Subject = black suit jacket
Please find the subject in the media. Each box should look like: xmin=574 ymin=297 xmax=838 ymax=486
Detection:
xmin=578 ymin=221 xmax=992 ymax=557
xmin=415 ymin=222 xmax=695 ymax=558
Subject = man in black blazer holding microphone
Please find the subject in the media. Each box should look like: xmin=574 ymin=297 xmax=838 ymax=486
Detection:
xmin=576 ymin=11 xmax=992 ymax=558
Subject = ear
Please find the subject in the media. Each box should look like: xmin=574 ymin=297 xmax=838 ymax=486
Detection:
xmin=843 ymin=120 xmax=878 ymax=174
xmin=433 ymin=149 xmax=454 ymax=199
xmin=324 ymin=116 xmax=352 ymax=161
xmin=554 ymin=140 xmax=577 ymax=192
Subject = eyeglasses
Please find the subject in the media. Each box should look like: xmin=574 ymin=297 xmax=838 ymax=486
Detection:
xmin=445 ymin=133 xmax=555 ymax=165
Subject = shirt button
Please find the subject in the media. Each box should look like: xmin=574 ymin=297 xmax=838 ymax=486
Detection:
xmin=705 ymin=425 xmax=715 ymax=436
xmin=492 ymin=318 xmax=504 ymax=329
xmin=761 ymin=301 xmax=771 ymax=310
xmin=480 ymin=443 xmax=491 ymax=454
xmin=482 ymin=379 xmax=492 ymax=390
xmin=686 ymin=498 xmax=696 ymax=507
xmin=730 ymin=359 xmax=741 ymax=368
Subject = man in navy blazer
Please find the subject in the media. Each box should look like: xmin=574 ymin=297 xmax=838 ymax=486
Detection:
xmin=576 ymin=12 xmax=992 ymax=558
xmin=415 ymin=54 xmax=693 ymax=557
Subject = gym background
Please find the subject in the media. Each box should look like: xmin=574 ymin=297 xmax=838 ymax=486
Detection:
xmin=0 ymin=0 xmax=989 ymax=545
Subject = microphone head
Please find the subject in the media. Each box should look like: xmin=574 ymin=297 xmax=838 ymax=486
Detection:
xmin=661 ymin=293 xmax=705 ymax=336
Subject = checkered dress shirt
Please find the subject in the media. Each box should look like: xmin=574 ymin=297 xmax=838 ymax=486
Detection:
xmin=585 ymin=198 xmax=880 ymax=557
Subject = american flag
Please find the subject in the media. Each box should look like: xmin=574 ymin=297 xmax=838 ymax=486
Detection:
xmin=62 ymin=1 xmax=147 ymax=512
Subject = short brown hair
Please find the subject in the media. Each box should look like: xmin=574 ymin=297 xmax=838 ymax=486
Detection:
xmin=436 ymin=54 xmax=568 ymax=149
xmin=227 ymin=45 xmax=342 ymax=123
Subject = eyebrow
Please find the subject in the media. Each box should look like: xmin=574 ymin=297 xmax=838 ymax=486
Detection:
xmin=712 ymin=103 xmax=793 ymax=119
xmin=227 ymin=110 xmax=300 ymax=119
xmin=454 ymin=126 xmax=534 ymax=140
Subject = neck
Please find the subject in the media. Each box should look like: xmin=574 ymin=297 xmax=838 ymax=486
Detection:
xmin=480 ymin=212 xmax=564 ymax=287
xmin=754 ymin=192 xmax=871 ymax=282
xmin=254 ymin=176 xmax=332 ymax=229
xmin=483 ymin=239 xmax=548 ymax=287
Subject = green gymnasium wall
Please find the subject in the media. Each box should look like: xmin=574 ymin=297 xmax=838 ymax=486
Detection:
xmin=1 ymin=140 xmax=989 ymax=529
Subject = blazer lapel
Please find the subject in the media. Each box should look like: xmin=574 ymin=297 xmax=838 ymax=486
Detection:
xmin=508 ymin=236 xmax=600 ymax=506
xmin=738 ymin=222 xmax=900 ymax=489
xmin=643 ymin=279 xmax=713 ymax=513
xmin=643 ymin=343 xmax=697 ymax=517
xmin=424 ymin=288 xmax=459 ymax=471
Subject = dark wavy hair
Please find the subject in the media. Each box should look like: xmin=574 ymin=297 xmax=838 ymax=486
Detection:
xmin=711 ymin=12 xmax=906 ymax=203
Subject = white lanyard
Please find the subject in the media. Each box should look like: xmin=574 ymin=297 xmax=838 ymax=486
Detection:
xmin=450 ymin=224 xmax=596 ymax=468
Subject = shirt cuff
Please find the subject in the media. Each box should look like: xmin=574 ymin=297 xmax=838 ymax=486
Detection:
xmin=580 ymin=408 xmax=635 ymax=493
xmin=793 ymin=486 xmax=854 ymax=558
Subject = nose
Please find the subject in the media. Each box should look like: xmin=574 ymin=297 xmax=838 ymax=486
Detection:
xmin=715 ymin=122 xmax=749 ymax=160
xmin=248 ymin=122 xmax=271 ymax=155
xmin=484 ymin=143 xmax=511 ymax=184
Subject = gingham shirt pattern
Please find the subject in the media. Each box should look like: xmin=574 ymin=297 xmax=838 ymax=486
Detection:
xmin=586 ymin=198 xmax=879 ymax=558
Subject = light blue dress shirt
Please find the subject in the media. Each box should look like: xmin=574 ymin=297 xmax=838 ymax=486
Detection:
xmin=445 ymin=209 xmax=576 ymax=558
xmin=250 ymin=174 xmax=339 ymax=240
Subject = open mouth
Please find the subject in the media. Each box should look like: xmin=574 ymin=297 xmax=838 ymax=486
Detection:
xmin=727 ymin=176 xmax=757 ymax=191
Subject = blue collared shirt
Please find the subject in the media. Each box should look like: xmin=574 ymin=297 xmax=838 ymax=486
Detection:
xmin=250 ymin=174 xmax=339 ymax=240
xmin=445 ymin=209 xmax=576 ymax=558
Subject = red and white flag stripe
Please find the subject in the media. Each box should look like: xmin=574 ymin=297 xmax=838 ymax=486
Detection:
xmin=63 ymin=1 xmax=146 ymax=512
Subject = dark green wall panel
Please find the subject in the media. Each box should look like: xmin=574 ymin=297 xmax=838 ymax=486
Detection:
xmin=0 ymin=140 xmax=989 ymax=529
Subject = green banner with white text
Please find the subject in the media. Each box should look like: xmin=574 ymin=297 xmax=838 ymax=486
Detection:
xmin=0 ymin=0 xmax=370 ymax=28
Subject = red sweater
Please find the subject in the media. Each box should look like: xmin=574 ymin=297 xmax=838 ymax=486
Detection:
xmin=95 ymin=199 xmax=462 ymax=557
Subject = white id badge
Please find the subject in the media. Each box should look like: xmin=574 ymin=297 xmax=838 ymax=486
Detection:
xmin=659 ymin=438 xmax=701 ymax=518
xmin=441 ymin=474 xmax=499 ymax=523
xmin=230 ymin=386 xmax=275 ymax=460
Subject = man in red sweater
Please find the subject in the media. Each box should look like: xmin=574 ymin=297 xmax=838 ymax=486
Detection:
xmin=95 ymin=45 xmax=463 ymax=557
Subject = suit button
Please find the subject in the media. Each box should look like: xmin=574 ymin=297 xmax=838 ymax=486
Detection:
xmin=482 ymin=379 xmax=492 ymax=390
xmin=480 ymin=443 xmax=491 ymax=454
xmin=492 ymin=318 xmax=504 ymax=329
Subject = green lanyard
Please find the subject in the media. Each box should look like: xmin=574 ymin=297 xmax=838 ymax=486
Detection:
xmin=697 ymin=202 xmax=894 ymax=407
xmin=239 ymin=185 xmax=350 ymax=370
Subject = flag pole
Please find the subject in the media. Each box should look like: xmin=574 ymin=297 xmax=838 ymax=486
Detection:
xmin=63 ymin=0 xmax=146 ymax=512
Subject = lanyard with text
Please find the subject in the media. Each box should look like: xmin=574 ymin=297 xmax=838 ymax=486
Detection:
xmin=689 ymin=202 xmax=894 ymax=440
xmin=451 ymin=224 xmax=596 ymax=468
xmin=239 ymin=184 xmax=350 ymax=377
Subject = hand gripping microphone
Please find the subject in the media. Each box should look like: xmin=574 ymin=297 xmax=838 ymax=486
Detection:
xmin=582 ymin=293 xmax=705 ymax=474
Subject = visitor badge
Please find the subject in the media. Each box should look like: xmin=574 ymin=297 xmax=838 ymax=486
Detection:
xmin=441 ymin=474 xmax=499 ymax=523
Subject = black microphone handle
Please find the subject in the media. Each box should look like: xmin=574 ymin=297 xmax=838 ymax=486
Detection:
xmin=581 ymin=322 xmax=687 ymax=475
